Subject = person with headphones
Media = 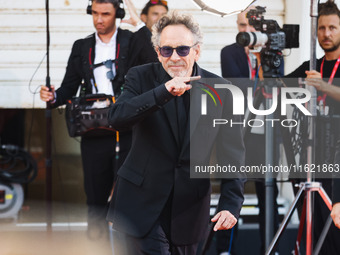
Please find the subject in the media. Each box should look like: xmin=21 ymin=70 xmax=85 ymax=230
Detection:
xmin=39 ymin=0 xmax=137 ymax=243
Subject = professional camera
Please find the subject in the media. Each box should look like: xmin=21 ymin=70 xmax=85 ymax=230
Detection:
xmin=236 ymin=6 xmax=299 ymax=77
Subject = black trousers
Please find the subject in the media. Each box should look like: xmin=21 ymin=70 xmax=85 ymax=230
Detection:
xmin=112 ymin=191 xmax=199 ymax=255
xmin=216 ymin=133 xmax=279 ymax=254
xmin=80 ymin=133 xmax=131 ymax=206
xmin=113 ymin=221 xmax=199 ymax=255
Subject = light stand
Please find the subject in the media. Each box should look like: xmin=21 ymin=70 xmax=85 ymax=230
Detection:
xmin=264 ymin=83 xmax=275 ymax=251
xmin=45 ymin=0 xmax=53 ymax=231
xmin=305 ymin=0 xmax=318 ymax=252
xmin=265 ymin=1 xmax=333 ymax=254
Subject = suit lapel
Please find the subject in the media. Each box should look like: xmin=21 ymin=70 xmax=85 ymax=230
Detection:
xmin=155 ymin=65 xmax=181 ymax=147
xmin=179 ymin=64 xmax=204 ymax=157
xmin=81 ymin=34 xmax=96 ymax=94
xmin=190 ymin=65 xmax=204 ymax=140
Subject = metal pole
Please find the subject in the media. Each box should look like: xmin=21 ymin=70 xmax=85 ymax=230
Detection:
xmin=265 ymin=184 xmax=306 ymax=255
xmin=305 ymin=0 xmax=318 ymax=254
xmin=45 ymin=0 xmax=53 ymax=231
xmin=265 ymin=85 xmax=275 ymax=252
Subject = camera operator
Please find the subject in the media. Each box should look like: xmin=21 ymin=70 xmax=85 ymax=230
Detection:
xmin=287 ymin=1 xmax=340 ymax=253
xmin=40 ymin=0 xmax=136 ymax=243
xmin=220 ymin=8 xmax=283 ymax=255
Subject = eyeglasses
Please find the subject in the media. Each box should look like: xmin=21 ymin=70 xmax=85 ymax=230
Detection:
xmin=151 ymin=0 xmax=167 ymax=6
xmin=158 ymin=44 xmax=197 ymax=58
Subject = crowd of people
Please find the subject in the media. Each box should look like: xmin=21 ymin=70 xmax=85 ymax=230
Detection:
xmin=38 ymin=0 xmax=340 ymax=254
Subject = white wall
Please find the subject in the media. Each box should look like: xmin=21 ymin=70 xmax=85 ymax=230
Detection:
xmin=0 ymin=0 xmax=285 ymax=108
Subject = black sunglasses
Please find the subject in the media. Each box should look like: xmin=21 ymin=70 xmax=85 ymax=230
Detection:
xmin=158 ymin=44 xmax=197 ymax=58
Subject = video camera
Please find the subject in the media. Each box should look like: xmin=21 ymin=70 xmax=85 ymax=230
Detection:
xmin=236 ymin=6 xmax=300 ymax=77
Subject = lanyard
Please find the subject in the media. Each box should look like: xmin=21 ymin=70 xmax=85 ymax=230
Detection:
xmin=318 ymin=56 xmax=340 ymax=104
xmin=247 ymin=54 xmax=256 ymax=80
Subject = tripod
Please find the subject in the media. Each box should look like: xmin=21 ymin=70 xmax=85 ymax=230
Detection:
xmin=265 ymin=1 xmax=337 ymax=253
xmin=265 ymin=181 xmax=332 ymax=255
xmin=243 ymin=77 xmax=299 ymax=253
xmin=265 ymin=113 xmax=340 ymax=255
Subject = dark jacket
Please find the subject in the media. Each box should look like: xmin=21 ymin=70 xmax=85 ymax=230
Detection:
xmin=53 ymin=28 xmax=132 ymax=107
xmin=127 ymin=26 xmax=158 ymax=69
xmin=107 ymin=62 xmax=246 ymax=245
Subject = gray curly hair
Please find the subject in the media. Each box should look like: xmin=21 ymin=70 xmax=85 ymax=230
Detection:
xmin=151 ymin=11 xmax=203 ymax=48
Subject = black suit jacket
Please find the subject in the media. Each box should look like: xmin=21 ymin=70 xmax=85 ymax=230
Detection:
xmin=107 ymin=62 xmax=246 ymax=245
xmin=53 ymin=28 xmax=132 ymax=107
xmin=127 ymin=26 xmax=158 ymax=69
xmin=221 ymin=43 xmax=250 ymax=79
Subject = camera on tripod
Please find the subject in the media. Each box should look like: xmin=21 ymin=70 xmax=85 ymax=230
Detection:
xmin=236 ymin=6 xmax=300 ymax=77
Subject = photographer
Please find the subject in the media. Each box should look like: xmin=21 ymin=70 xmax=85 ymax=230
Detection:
xmin=220 ymin=8 xmax=283 ymax=255
xmin=40 ymin=0 xmax=133 ymax=241
xmin=287 ymin=1 xmax=340 ymax=253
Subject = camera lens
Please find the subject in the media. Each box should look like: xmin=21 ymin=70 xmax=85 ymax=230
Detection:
xmin=236 ymin=32 xmax=251 ymax=47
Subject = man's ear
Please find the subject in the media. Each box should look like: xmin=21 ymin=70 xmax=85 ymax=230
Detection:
xmin=194 ymin=44 xmax=201 ymax=62
xmin=155 ymin=47 xmax=162 ymax=62
xmin=141 ymin=14 xmax=147 ymax=23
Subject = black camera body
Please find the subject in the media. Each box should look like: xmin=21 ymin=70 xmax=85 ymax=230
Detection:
xmin=246 ymin=6 xmax=299 ymax=50
xmin=236 ymin=6 xmax=300 ymax=77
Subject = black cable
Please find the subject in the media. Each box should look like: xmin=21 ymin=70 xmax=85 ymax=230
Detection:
xmin=0 ymin=145 xmax=38 ymax=184
xmin=26 ymin=54 xmax=47 ymax=154
xmin=28 ymin=53 xmax=46 ymax=95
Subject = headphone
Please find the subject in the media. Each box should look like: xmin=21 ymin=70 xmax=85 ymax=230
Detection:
xmin=86 ymin=0 xmax=125 ymax=19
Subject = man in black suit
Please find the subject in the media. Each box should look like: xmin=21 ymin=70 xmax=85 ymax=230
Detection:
xmin=127 ymin=0 xmax=168 ymax=69
xmin=39 ymin=0 xmax=132 ymax=240
xmin=108 ymin=12 xmax=246 ymax=254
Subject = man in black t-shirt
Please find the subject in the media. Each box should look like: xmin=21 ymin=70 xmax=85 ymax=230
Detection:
xmin=287 ymin=1 xmax=340 ymax=254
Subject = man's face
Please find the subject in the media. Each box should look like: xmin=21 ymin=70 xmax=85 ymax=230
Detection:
xmin=318 ymin=14 xmax=340 ymax=52
xmin=141 ymin=5 xmax=168 ymax=31
xmin=92 ymin=2 xmax=117 ymax=36
xmin=237 ymin=12 xmax=256 ymax=33
xmin=157 ymin=24 xmax=200 ymax=78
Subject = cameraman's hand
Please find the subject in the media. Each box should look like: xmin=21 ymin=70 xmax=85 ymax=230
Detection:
xmin=121 ymin=0 xmax=141 ymax=27
xmin=305 ymin=70 xmax=340 ymax=102
xmin=305 ymin=70 xmax=327 ymax=92
xmin=40 ymin=85 xmax=55 ymax=102
xmin=165 ymin=76 xmax=200 ymax=96
xmin=306 ymin=70 xmax=321 ymax=79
